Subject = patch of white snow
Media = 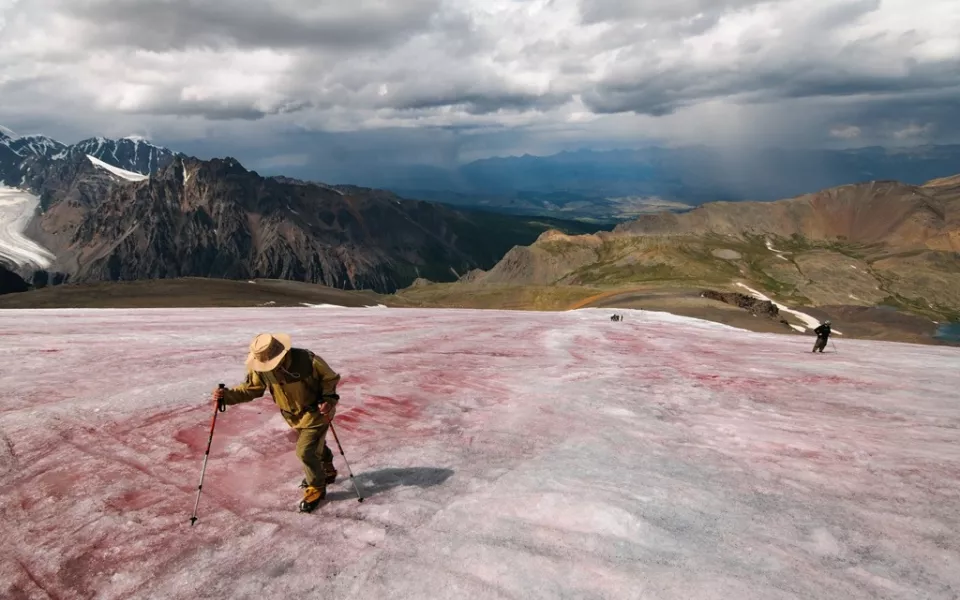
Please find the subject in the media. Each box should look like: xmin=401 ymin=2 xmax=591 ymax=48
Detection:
xmin=736 ymin=283 xmax=841 ymax=334
xmin=86 ymin=155 xmax=148 ymax=182
xmin=765 ymin=239 xmax=791 ymax=261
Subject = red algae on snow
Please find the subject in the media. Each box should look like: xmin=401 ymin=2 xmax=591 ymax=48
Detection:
xmin=0 ymin=306 xmax=958 ymax=600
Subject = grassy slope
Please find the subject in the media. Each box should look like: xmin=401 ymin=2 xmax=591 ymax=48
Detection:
xmin=524 ymin=232 xmax=960 ymax=321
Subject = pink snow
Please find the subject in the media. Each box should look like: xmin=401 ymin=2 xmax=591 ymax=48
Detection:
xmin=0 ymin=307 xmax=958 ymax=599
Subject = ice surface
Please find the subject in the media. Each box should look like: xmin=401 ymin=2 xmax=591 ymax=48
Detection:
xmin=0 ymin=185 xmax=55 ymax=269
xmin=0 ymin=307 xmax=958 ymax=599
xmin=86 ymin=154 xmax=149 ymax=182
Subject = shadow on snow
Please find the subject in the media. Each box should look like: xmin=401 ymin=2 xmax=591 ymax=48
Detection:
xmin=325 ymin=467 xmax=455 ymax=502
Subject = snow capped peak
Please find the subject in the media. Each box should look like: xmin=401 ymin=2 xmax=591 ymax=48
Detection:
xmin=8 ymin=135 xmax=67 ymax=159
xmin=86 ymin=154 xmax=149 ymax=182
xmin=2 ymin=126 xmax=176 ymax=178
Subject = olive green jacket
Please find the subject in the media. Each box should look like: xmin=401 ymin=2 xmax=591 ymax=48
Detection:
xmin=222 ymin=348 xmax=341 ymax=429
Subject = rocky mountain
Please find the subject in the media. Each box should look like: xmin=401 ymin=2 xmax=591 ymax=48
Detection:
xmin=16 ymin=151 xmax=596 ymax=293
xmin=0 ymin=126 xmax=177 ymax=186
xmin=6 ymin=135 xmax=67 ymax=159
xmin=65 ymin=136 xmax=176 ymax=174
xmin=464 ymin=175 xmax=960 ymax=322
xmin=613 ymin=179 xmax=960 ymax=250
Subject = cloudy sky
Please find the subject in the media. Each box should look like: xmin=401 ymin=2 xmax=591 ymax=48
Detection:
xmin=1 ymin=0 xmax=958 ymax=176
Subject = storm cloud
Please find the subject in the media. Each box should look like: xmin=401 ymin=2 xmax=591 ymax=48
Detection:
xmin=0 ymin=0 xmax=958 ymax=167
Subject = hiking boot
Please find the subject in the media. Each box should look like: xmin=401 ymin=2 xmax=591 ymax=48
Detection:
xmin=300 ymin=473 xmax=337 ymax=489
xmin=298 ymin=486 xmax=326 ymax=513
xmin=323 ymin=464 xmax=338 ymax=485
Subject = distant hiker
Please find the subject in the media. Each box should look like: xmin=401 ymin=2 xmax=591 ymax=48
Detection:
xmin=610 ymin=314 xmax=623 ymax=322
xmin=213 ymin=333 xmax=341 ymax=513
xmin=812 ymin=320 xmax=832 ymax=353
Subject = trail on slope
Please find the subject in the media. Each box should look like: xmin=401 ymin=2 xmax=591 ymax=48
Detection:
xmin=0 ymin=307 xmax=957 ymax=600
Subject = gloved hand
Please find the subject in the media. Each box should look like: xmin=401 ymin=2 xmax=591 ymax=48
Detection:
xmin=318 ymin=401 xmax=336 ymax=424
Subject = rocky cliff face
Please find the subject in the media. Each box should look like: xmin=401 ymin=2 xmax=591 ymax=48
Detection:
xmin=23 ymin=155 xmax=547 ymax=292
xmin=3 ymin=124 xmax=594 ymax=294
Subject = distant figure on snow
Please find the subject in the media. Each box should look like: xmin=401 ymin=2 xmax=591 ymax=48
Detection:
xmin=610 ymin=314 xmax=622 ymax=322
xmin=213 ymin=333 xmax=341 ymax=513
xmin=812 ymin=320 xmax=832 ymax=353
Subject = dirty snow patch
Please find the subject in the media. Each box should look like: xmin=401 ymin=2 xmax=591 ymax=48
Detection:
xmin=736 ymin=283 xmax=841 ymax=334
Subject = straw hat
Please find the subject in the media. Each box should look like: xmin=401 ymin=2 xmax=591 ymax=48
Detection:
xmin=246 ymin=333 xmax=292 ymax=371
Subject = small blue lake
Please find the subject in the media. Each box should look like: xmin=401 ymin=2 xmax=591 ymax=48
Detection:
xmin=934 ymin=322 xmax=960 ymax=343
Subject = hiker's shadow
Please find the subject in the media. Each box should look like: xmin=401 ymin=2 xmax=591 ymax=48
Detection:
xmin=326 ymin=467 xmax=454 ymax=502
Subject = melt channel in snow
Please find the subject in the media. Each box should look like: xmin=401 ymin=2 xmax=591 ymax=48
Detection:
xmin=1 ymin=306 xmax=957 ymax=599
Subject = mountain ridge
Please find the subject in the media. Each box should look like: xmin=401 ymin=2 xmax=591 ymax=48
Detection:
xmin=456 ymin=173 xmax=960 ymax=324
xmin=6 ymin=147 xmax=599 ymax=293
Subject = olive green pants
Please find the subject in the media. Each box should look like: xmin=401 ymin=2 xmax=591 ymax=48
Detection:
xmin=295 ymin=425 xmax=335 ymax=489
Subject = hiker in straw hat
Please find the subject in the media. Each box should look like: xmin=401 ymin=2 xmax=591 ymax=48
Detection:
xmin=213 ymin=333 xmax=341 ymax=513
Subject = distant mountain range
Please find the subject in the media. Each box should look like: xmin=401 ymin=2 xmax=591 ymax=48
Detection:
xmin=0 ymin=125 xmax=597 ymax=293
xmin=339 ymin=145 xmax=960 ymax=221
xmin=464 ymin=172 xmax=960 ymax=324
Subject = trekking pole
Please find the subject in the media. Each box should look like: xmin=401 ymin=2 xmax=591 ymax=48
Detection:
xmin=328 ymin=421 xmax=364 ymax=503
xmin=830 ymin=339 xmax=838 ymax=353
xmin=190 ymin=383 xmax=226 ymax=525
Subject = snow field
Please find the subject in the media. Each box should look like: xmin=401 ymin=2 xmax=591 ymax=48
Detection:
xmin=86 ymin=154 xmax=149 ymax=182
xmin=0 ymin=306 xmax=958 ymax=599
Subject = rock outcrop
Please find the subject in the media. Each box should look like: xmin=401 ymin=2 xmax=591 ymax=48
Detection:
xmin=701 ymin=290 xmax=780 ymax=318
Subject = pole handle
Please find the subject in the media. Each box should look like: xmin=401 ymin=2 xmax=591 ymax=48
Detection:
xmin=217 ymin=383 xmax=226 ymax=412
